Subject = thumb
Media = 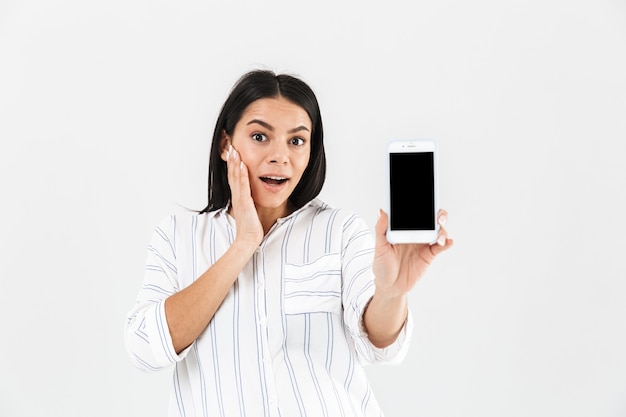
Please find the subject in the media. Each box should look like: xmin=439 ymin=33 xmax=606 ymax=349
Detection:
xmin=375 ymin=209 xmax=389 ymax=245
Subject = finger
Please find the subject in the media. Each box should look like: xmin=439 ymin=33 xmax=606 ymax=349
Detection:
xmin=437 ymin=209 xmax=448 ymax=227
xmin=375 ymin=209 xmax=390 ymax=246
xmin=430 ymin=236 xmax=454 ymax=257
xmin=435 ymin=209 xmax=450 ymax=246
xmin=229 ymin=148 xmax=253 ymax=205
xmin=226 ymin=146 xmax=239 ymax=194
xmin=431 ymin=222 xmax=454 ymax=256
xmin=237 ymin=154 xmax=250 ymax=190
xmin=226 ymin=145 xmax=235 ymax=167
xmin=435 ymin=223 xmax=448 ymax=246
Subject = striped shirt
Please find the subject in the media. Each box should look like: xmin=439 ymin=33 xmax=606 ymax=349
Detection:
xmin=125 ymin=199 xmax=413 ymax=417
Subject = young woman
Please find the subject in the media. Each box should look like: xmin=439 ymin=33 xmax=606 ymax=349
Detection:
xmin=125 ymin=69 xmax=453 ymax=417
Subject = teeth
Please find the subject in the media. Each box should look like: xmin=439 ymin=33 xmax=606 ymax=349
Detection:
xmin=264 ymin=176 xmax=286 ymax=180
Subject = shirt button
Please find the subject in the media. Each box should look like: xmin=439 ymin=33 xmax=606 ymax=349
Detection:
xmin=259 ymin=318 xmax=267 ymax=326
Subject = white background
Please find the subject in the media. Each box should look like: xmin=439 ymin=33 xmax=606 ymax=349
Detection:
xmin=1 ymin=1 xmax=625 ymax=416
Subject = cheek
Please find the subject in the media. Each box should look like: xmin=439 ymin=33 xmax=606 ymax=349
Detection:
xmin=232 ymin=145 xmax=253 ymax=167
xmin=298 ymin=154 xmax=311 ymax=172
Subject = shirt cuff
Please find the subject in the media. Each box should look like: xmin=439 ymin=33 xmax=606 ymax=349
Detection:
xmin=359 ymin=307 xmax=414 ymax=364
xmin=149 ymin=300 xmax=192 ymax=366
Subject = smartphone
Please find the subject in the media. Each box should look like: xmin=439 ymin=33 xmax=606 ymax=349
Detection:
xmin=386 ymin=140 xmax=439 ymax=244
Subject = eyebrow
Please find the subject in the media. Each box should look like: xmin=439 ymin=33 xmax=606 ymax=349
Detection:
xmin=247 ymin=119 xmax=310 ymax=134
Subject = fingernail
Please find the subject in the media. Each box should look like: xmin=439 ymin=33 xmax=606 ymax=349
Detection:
xmin=437 ymin=235 xmax=446 ymax=246
xmin=240 ymin=161 xmax=244 ymax=170
xmin=439 ymin=215 xmax=447 ymax=226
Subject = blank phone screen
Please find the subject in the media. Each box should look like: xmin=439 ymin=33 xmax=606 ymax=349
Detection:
xmin=389 ymin=152 xmax=435 ymax=230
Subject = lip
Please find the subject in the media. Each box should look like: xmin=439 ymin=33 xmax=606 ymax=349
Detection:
xmin=259 ymin=173 xmax=290 ymax=181
xmin=258 ymin=174 xmax=290 ymax=191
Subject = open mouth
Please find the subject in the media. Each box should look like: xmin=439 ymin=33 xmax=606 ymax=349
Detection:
xmin=260 ymin=176 xmax=288 ymax=185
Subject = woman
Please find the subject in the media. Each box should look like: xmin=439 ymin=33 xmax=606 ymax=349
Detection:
xmin=125 ymin=69 xmax=453 ymax=417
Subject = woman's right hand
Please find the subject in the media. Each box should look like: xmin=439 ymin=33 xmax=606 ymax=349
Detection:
xmin=226 ymin=145 xmax=263 ymax=246
xmin=164 ymin=145 xmax=262 ymax=354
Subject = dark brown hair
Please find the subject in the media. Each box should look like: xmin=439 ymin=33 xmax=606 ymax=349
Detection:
xmin=199 ymin=70 xmax=326 ymax=213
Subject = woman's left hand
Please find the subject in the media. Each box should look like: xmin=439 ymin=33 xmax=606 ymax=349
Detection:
xmin=372 ymin=209 xmax=454 ymax=297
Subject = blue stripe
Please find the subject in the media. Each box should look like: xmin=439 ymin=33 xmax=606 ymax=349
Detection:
xmin=207 ymin=220 xmax=225 ymax=417
xmin=252 ymin=247 xmax=271 ymax=417
xmin=191 ymin=216 xmax=210 ymax=417
xmin=155 ymin=301 xmax=176 ymax=363
xmin=173 ymin=364 xmax=186 ymax=417
xmin=233 ymin=279 xmax=247 ymax=416
xmin=360 ymin=383 xmax=372 ymax=415
xmin=145 ymin=264 xmax=165 ymax=273
xmin=344 ymin=353 xmax=359 ymax=416
xmin=134 ymin=328 xmax=149 ymax=344
xmin=284 ymin=291 xmax=341 ymax=298
xmin=280 ymin=218 xmax=307 ymax=416
xmin=326 ymin=313 xmax=346 ymax=417
xmin=155 ymin=225 xmax=176 ymax=260
xmin=142 ymin=283 xmax=173 ymax=296
xmin=304 ymin=314 xmax=329 ymax=417
xmin=209 ymin=319 xmax=226 ymax=417
xmin=344 ymin=261 xmax=373 ymax=301
xmin=148 ymin=245 xmax=178 ymax=274
xmin=342 ymin=213 xmax=359 ymax=231
xmin=303 ymin=209 xmax=313 ymax=263
xmin=133 ymin=353 xmax=159 ymax=371
xmin=284 ymin=270 xmax=341 ymax=282
xmin=325 ymin=209 xmax=340 ymax=253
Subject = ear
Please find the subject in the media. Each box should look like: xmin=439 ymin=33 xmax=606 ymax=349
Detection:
xmin=219 ymin=130 xmax=231 ymax=162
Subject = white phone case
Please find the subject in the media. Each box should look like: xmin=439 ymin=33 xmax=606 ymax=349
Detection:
xmin=386 ymin=139 xmax=439 ymax=244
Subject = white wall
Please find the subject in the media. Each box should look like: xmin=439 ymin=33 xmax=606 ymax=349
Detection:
xmin=1 ymin=1 xmax=625 ymax=416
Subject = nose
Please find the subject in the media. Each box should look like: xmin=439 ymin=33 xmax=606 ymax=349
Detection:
xmin=267 ymin=140 xmax=289 ymax=165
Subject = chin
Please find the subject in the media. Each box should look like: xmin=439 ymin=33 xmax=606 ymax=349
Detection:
xmin=258 ymin=200 xmax=290 ymax=210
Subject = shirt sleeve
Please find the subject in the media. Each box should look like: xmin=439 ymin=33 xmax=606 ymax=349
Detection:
xmin=124 ymin=215 xmax=191 ymax=372
xmin=340 ymin=212 xmax=414 ymax=366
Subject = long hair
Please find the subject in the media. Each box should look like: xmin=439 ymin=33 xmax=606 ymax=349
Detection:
xmin=199 ymin=70 xmax=326 ymax=213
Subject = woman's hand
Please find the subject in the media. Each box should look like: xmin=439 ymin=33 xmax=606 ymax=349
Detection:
xmin=363 ymin=210 xmax=453 ymax=347
xmin=164 ymin=146 xmax=263 ymax=354
xmin=363 ymin=209 xmax=453 ymax=347
xmin=372 ymin=209 xmax=454 ymax=298
xmin=226 ymin=146 xmax=263 ymax=246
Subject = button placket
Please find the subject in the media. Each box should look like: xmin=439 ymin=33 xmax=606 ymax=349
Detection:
xmin=254 ymin=248 xmax=279 ymax=413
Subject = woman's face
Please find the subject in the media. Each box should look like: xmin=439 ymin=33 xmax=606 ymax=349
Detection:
xmin=224 ymin=96 xmax=312 ymax=215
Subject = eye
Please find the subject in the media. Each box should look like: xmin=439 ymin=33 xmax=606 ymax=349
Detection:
xmin=252 ymin=133 xmax=267 ymax=142
xmin=290 ymin=137 xmax=305 ymax=146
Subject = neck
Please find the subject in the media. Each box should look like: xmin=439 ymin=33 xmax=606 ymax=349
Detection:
xmin=256 ymin=201 xmax=295 ymax=235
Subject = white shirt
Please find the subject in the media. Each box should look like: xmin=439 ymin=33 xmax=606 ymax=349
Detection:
xmin=125 ymin=199 xmax=413 ymax=417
